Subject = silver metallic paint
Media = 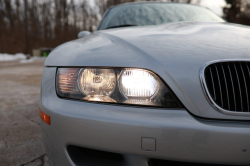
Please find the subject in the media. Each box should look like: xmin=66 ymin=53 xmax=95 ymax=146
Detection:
xmin=77 ymin=31 xmax=91 ymax=38
xmin=45 ymin=22 xmax=250 ymax=120
xmin=40 ymin=67 xmax=250 ymax=166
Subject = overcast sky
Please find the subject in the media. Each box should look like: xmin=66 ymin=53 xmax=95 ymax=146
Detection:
xmin=199 ymin=0 xmax=226 ymax=16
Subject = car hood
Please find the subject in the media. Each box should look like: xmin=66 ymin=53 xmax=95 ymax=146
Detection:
xmin=45 ymin=22 xmax=250 ymax=120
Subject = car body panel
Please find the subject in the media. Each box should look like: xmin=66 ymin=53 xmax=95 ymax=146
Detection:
xmin=44 ymin=22 xmax=250 ymax=120
xmin=40 ymin=67 xmax=250 ymax=166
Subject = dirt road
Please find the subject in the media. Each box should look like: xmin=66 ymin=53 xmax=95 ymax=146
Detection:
xmin=0 ymin=59 xmax=49 ymax=166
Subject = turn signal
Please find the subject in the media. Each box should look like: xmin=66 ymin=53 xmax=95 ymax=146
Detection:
xmin=39 ymin=108 xmax=50 ymax=125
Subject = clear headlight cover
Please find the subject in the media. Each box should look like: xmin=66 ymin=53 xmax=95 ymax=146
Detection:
xmin=56 ymin=68 xmax=182 ymax=108
xmin=119 ymin=69 xmax=159 ymax=98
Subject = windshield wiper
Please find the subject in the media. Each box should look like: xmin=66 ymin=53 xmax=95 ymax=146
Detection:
xmin=104 ymin=24 xmax=138 ymax=29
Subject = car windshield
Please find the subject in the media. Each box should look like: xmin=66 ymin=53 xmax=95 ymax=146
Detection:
xmin=98 ymin=3 xmax=224 ymax=30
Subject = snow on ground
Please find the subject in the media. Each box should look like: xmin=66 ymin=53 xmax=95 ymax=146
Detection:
xmin=0 ymin=53 xmax=46 ymax=63
xmin=0 ymin=53 xmax=27 ymax=61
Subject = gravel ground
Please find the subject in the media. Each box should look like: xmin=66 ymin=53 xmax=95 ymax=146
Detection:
xmin=0 ymin=59 xmax=50 ymax=166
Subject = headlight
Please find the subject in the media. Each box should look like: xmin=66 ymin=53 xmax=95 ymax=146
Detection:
xmin=119 ymin=69 xmax=159 ymax=98
xmin=56 ymin=68 xmax=181 ymax=108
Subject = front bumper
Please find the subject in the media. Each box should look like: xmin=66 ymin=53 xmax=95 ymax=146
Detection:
xmin=40 ymin=67 xmax=250 ymax=166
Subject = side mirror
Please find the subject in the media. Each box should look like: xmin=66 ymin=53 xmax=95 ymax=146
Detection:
xmin=78 ymin=31 xmax=91 ymax=38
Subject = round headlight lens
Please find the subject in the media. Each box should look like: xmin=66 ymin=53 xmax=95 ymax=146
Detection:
xmin=119 ymin=69 xmax=159 ymax=98
xmin=78 ymin=68 xmax=116 ymax=97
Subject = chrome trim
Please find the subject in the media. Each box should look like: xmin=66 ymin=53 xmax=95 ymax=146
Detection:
xmin=200 ymin=59 xmax=250 ymax=116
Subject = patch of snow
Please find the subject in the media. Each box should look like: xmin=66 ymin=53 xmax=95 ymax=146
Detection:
xmin=0 ymin=53 xmax=27 ymax=61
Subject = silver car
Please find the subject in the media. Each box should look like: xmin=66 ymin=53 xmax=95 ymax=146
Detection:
xmin=40 ymin=2 xmax=250 ymax=166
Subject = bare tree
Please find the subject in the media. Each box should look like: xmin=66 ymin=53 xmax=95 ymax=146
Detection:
xmin=4 ymin=0 xmax=250 ymax=56
xmin=224 ymin=0 xmax=250 ymax=26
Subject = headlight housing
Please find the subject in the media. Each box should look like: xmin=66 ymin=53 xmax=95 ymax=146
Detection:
xmin=56 ymin=67 xmax=181 ymax=108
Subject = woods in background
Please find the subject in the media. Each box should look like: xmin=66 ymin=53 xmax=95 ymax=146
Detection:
xmin=223 ymin=0 xmax=250 ymax=26
xmin=0 ymin=0 xmax=249 ymax=55
xmin=0 ymin=0 xmax=99 ymax=54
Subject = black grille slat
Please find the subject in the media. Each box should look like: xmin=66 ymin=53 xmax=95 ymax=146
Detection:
xmin=209 ymin=67 xmax=216 ymax=100
xmin=205 ymin=67 xmax=216 ymax=100
xmin=215 ymin=65 xmax=223 ymax=107
xmin=210 ymin=65 xmax=223 ymax=106
xmin=221 ymin=64 xmax=230 ymax=110
xmin=226 ymin=63 xmax=237 ymax=111
xmin=204 ymin=61 xmax=250 ymax=114
xmin=233 ymin=63 xmax=243 ymax=111
xmin=222 ymin=63 xmax=236 ymax=110
xmin=216 ymin=64 xmax=230 ymax=110
xmin=229 ymin=63 xmax=242 ymax=111
xmin=239 ymin=63 xmax=249 ymax=112
xmin=245 ymin=62 xmax=250 ymax=112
